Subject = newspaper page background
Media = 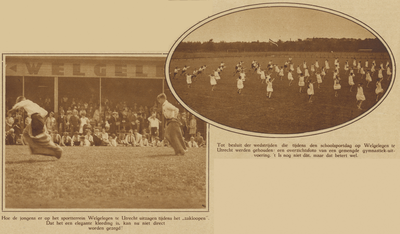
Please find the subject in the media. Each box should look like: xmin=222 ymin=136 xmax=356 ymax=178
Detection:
xmin=1 ymin=0 xmax=399 ymax=233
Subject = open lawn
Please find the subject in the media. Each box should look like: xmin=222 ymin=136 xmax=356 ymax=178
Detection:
xmin=169 ymin=52 xmax=393 ymax=134
xmin=5 ymin=145 xmax=207 ymax=209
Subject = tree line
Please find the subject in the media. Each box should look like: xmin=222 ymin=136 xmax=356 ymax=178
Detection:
xmin=175 ymin=38 xmax=388 ymax=53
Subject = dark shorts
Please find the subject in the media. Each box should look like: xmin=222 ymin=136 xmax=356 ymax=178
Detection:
xmin=150 ymin=127 xmax=158 ymax=136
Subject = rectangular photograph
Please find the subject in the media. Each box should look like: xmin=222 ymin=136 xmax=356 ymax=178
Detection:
xmin=3 ymin=54 xmax=208 ymax=210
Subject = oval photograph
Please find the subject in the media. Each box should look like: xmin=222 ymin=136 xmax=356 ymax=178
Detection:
xmin=167 ymin=4 xmax=394 ymax=136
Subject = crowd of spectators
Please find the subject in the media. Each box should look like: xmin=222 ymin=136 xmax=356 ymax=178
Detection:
xmin=5 ymin=95 xmax=205 ymax=148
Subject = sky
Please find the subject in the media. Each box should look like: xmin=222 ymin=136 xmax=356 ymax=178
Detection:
xmin=183 ymin=7 xmax=376 ymax=43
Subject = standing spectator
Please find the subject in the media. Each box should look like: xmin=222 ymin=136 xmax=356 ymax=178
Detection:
xmin=82 ymin=102 xmax=89 ymax=112
xmin=45 ymin=112 xmax=56 ymax=133
xmin=69 ymin=110 xmax=80 ymax=133
xmin=129 ymin=111 xmax=138 ymax=131
xmin=79 ymin=112 xmax=89 ymax=134
xmin=70 ymin=98 xmax=76 ymax=108
xmin=93 ymin=107 xmax=101 ymax=126
xmin=144 ymin=106 xmax=150 ymax=118
xmin=87 ymin=105 xmax=94 ymax=118
xmin=65 ymin=110 xmax=72 ymax=133
xmin=107 ymin=112 xmax=119 ymax=135
xmin=79 ymin=108 xmax=86 ymax=117
xmin=189 ymin=114 xmax=197 ymax=138
xmin=179 ymin=112 xmax=188 ymax=140
xmin=60 ymin=95 xmax=69 ymax=111
xmin=58 ymin=109 xmax=66 ymax=134
xmin=136 ymin=113 xmax=144 ymax=134
xmin=43 ymin=97 xmax=52 ymax=112
xmin=121 ymin=107 xmax=129 ymax=131
xmin=148 ymin=111 xmax=160 ymax=143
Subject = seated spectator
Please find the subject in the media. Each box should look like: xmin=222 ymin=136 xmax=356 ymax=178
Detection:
xmin=12 ymin=119 xmax=22 ymax=141
xmin=125 ymin=130 xmax=136 ymax=146
xmin=155 ymin=137 xmax=164 ymax=147
xmin=92 ymin=128 xmax=104 ymax=146
xmin=164 ymin=138 xmax=170 ymax=147
xmin=83 ymin=130 xmax=94 ymax=147
xmin=5 ymin=113 xmax=14 ymax=133
xmin=60 ymin=132 xmax=72 ymax=146
xmin=133 ymin=129 xmax=143 ymax=147
xmin=142 ymin=135 xmax=149 ymax=147
xmin=183 ymin=137 xmax=189 ymax=149
xmin=51 ymin=130 xmax=62 ymax=145
xmin=71 ymin=132 xmax=81 ymax=146
xmin=117 ymin=131 xmax=127 ymax=146
xmin=188 ymin=136 xmax=199 ymax=148
xmin=6 ymin=129 xmax=17 ymax=145
xmin=142 ymin=128 xmax=150 ymax=141
xmin=100 ymin=128 xmax=110 ymax=146
xmin=195 ymin=132 xmax=205 ymax=147
xmin=25 ymin=116 xmax=31 ymax=125
xmin=109 ymin=133 xmax=118 ymax=147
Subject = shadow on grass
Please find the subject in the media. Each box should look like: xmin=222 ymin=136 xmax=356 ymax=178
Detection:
xmin=5 ymin=159 xmax=57 ymax=165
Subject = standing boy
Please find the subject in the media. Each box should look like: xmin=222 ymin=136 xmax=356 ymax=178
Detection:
xmin=157 ymin=93 xmax=187 ymax=156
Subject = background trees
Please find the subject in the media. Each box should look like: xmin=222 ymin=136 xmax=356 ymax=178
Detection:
xmin=174 ymin=38 xmax=387 ymax=53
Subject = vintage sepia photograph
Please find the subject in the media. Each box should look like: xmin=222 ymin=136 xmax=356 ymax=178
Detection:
xmin=4 ymin=55 xmax=208 ymax=209
xmin=167 ymin=6 xmax=394 ymax=135
xmin=0 ymin=1 xmax=399 ymax=233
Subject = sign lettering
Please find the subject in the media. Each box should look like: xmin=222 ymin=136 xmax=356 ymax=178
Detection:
xmin=52 ymin=63 xmax=64 ymax=75
xmin=25 ymin=63 xmax=42 ymax=75
xmin=115 ymin=64 xmax=127 ymax=76
xmin=94 ymin=64 xmax=106 ymax=76
xmin=7 ymin=59 xmax=164 ymax=79
xmin=73 ymin=64 xmax=85 ymax=76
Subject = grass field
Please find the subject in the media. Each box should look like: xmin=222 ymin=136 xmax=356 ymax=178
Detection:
xmin=4 ymin=145 xmax=207 ymax=209
xmin=168 ymin=52 xmax=393 ymax=134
